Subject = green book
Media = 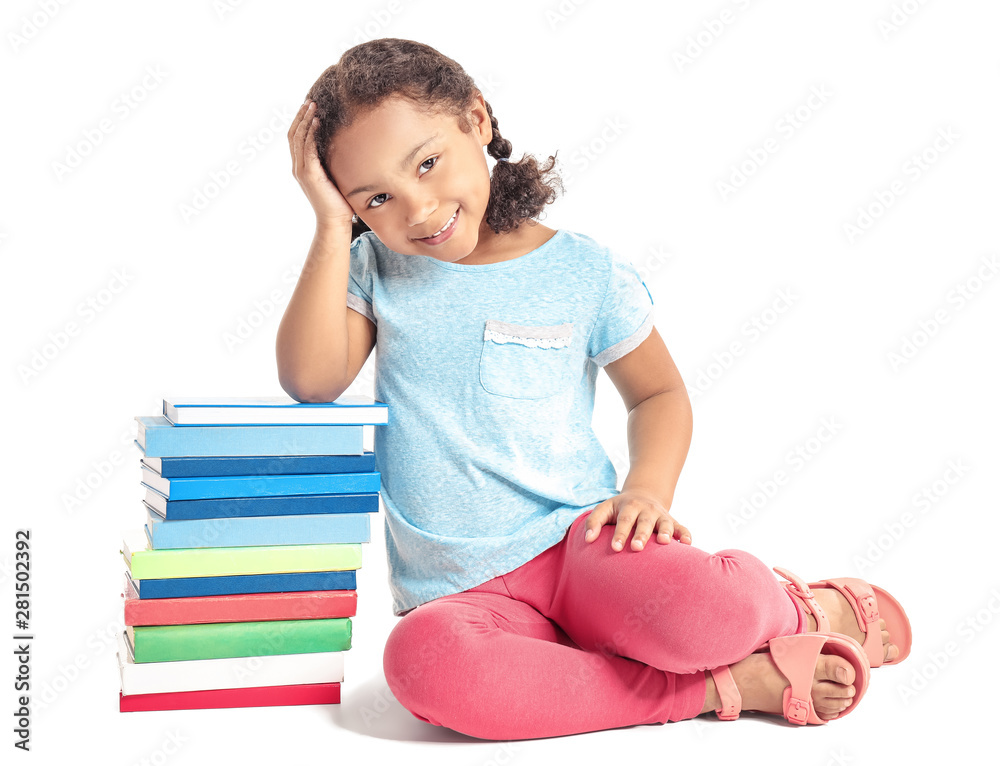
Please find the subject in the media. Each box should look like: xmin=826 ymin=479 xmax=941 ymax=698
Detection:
xmin=121 ymin=529 xmax=361 ymax=579
xmin=126 ymin=618 xmax=352 ymax=663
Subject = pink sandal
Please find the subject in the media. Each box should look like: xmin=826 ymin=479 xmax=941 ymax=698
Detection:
xmin=709 ymin=632 xmax=870 ymax=725
xmin=774 ymin=567 xmax=912 ymax=667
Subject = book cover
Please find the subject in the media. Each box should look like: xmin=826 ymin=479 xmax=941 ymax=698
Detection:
xmin=128 ymin=569 xmax=357 ymax=600
xmin=163 ymin=395 xmax=388 ymax=426
xmin=135 ymin=416 xmax=364 ymax=458
xmin=126 ymin=618 xmax=352 ymax=662
xmin=140 ymin=451 xmax=376 ymax=478
xmin=123 ymin=577 xmax=357 ymax=625
xmin=119 ymin=682 xmax=341 ymax=712
xmin=144 ymin=504 xmax=371 ymax=549
xmin=121 ymin=529 xmax=362 ymax=579
xmin=116 ymin=631 xmax=345 ymax=694
xmin=142 ymin=488 xmax=380 ymax=520
xmin=140 ymin=464 xmax=381 ymax=500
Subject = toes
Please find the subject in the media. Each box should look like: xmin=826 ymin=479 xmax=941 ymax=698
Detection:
xmin=815 ymin=680 xmax=855 ymax=699
xmin=817 ymin=655 xmax=856 ymax=686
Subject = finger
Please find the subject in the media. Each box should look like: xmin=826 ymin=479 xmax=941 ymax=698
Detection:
xmin=673 ymin=522 xmax=692 ymax=544
xmin=583 ymin=502 xmax=612 ymax=543
xmin=655 ymin=516 xmax=675 ymax=545
xmin=288 ymin=101 xmax=310 ymax=143
xmin=611 ymin=507 xmax=639 ymax=552
xmin=630 ymin=513 xmax=657 ymax=551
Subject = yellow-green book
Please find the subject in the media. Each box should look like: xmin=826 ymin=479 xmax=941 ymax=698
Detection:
xmin=121 ymin=529 xmax=361 ymax=579
xmin=126 ymin=618 xmax=352 ymax=663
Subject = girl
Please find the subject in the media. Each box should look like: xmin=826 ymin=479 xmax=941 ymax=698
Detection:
xmin=277 ymin=38 xmax=911 ymax=740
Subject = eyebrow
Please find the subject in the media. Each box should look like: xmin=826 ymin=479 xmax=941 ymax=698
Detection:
xmin=345 ymin=134 xmax=440 ymax=199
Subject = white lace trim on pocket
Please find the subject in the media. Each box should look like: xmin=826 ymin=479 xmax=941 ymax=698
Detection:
xmin=483 ymin=320 xmax=573 ymax=349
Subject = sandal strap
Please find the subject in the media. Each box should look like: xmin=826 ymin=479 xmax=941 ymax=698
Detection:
xmin=814 ymin=578 xmax=881 ymax=662
xmin=708 ymin=666 xmax=742 ymax=720
xmin=774 ymin=567 xmax=829 ymax=632
xmin=768 ymin=633 xmax=828 ymax=725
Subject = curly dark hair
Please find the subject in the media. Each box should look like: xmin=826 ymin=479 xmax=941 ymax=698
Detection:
xmin=305 ymin=38 xmax=563 ymax=240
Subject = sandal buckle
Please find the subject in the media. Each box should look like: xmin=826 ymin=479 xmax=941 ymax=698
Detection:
xmin=786 ymin=697 xmax=810 ymax=725
xmin=859 ymin=594 xmax=879 ymax=624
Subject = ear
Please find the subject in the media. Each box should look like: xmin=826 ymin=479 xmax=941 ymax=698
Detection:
xmin=468 ymin=91 xmax=493 ymax=147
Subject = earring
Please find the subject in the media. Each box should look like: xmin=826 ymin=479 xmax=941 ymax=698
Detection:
xmin=352 ymin=214 xmax=358 ymax=223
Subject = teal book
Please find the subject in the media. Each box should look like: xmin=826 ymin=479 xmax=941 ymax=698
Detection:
xmin=134 ymin=416 xmax=364 ymax=457
xmin=145 ymin=505 xmax=371 ymax=549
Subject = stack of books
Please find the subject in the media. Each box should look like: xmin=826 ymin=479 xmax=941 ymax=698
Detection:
xmin=116 ymin=395 xmax=388 ymax=713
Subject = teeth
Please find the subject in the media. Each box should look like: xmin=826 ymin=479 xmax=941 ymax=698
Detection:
xmin=428 ymin=210 xmax=457 ymax=238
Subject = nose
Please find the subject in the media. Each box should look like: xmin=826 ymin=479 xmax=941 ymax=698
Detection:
xmin=403 ymin=189 xmax=437 ymax=228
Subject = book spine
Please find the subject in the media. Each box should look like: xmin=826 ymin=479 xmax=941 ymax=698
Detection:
xmin=133 ymin=570 xmax=357 ymax=599
xmin=130 ymin=618 xmax=352 ymax=662
xmin=128 ymin=541 xmax=362 ymax=579
xmin=151 ymin=452 xmax=376 ymax=478
xmin=152 ymin=471 xmax=381 ymax=500
xmin=154 ymin=492 xmax=380 ymax=520
xmin=146 ymin=510 xmax=370 ymax=549
xmin=119 ymin=683 xmax=341 ymax=712
xmin=123 ymin=590 xmax=358 ymax=626
xmin=141 ymin=423 xmax=364 ymax=457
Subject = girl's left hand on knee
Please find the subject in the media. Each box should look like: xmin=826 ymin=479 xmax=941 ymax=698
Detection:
xmin=583 ymin=490 xmax=692 ymax=552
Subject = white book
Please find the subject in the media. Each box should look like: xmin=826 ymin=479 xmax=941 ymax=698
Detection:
xmin=115 ymin=631 xmax=345 ymax=695
xmin=162 ymin=395 xmax=388 ymax=426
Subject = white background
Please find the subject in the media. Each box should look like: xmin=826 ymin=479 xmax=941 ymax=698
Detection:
xmin=3 ymin=0 xmax=998 ymax=762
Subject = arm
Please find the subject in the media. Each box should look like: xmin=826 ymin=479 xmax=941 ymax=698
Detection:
xmin=275 ymin=222 xmax=376 ymax=402
xmin=277 ymin=101 xmax=377 ymax=403
xmin=583 ymin=326 xmax=694 ymax=551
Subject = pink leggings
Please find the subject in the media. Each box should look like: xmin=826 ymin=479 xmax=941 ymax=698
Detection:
xmin=382 ymin=509 xmax=809 ymax=740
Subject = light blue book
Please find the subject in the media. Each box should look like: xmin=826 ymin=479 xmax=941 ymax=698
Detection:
xmin=140 ymin=464 xmax=381 ymax=500
xmin=134 ymin=416 xmax=364 ymax=457
xmin=144 ymin=504 xmax=371 ymax=549
xmin=163 ymin=395 xmax=388 ymax=426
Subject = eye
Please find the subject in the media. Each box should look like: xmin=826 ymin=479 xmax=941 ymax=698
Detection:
xmin=419 ymin=156 xmax=438 ymax=174
xmin=367 ymin=193 xmax=389 ymax=209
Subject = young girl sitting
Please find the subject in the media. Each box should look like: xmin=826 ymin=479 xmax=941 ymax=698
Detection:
xmin=276 ymin=37 xmax=911 ymax=741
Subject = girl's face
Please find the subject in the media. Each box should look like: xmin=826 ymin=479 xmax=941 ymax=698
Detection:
xmin=326 ymin=94 xmax=493 ymax=261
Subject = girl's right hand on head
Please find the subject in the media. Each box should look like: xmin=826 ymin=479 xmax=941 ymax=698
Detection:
xmin=288 ymin=101 xmax=356 ymax=229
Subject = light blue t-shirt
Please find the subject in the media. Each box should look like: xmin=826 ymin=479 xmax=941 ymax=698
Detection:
xmin=346 ymin=228 xmax=655 ymax=616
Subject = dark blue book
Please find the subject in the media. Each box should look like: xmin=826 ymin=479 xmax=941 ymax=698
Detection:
xmin=143 ymin=488 xmax=380 ymax=520
xmin=140 ymin=465 xmax=381 ymax=500
xmin=127 ymin=569 xmax=358 ymax=599
xmin=140 ymin=451 xmax=376 ymax=478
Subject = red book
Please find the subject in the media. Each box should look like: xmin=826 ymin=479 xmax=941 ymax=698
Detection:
xmin=119 ymin=682 xmax=341 ymax=712
xmin=123 ymin=577 xmax=357 ymax=626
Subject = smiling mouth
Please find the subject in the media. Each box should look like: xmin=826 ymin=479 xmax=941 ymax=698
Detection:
xmin=416 ymin=208 xmax=459 ymax=241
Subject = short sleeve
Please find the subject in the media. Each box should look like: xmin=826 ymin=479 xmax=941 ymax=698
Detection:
xmin=346 ymin=233 xmax=376 ymax=324
xmin=586 ymin=248 xmax=655 ymax=367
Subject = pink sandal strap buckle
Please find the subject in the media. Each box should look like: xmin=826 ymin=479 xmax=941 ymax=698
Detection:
xmin=784 ymin=696 xmax=811 ymax=725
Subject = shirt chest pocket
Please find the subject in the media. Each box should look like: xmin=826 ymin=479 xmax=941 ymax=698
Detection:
xmin=479 ymin=319 xmax=574 ymax=399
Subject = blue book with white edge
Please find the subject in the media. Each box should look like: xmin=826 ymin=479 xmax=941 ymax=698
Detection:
xmin=126 ymin=569 xmax=357 ymax=600
xmin=144 ymin=503 xmax=371 ymax=549
xmin=135 ymin=416 xmax=363 ymax=458
xmin=139 ymin=451 xmax=376 ymax=478
xmin=142 ymin=487 xmax=380 ymax=520
xmin=140 ymin=463 xmax=381 ymax=500
xmin=162 ymin=395 xmax=388 ymax=426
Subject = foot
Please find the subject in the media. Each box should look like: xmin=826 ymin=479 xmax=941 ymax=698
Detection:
xmin=702 ymin=650 xmax=857 ymax=722
xmin=806 ymin=587 xmax=899 ymax=664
